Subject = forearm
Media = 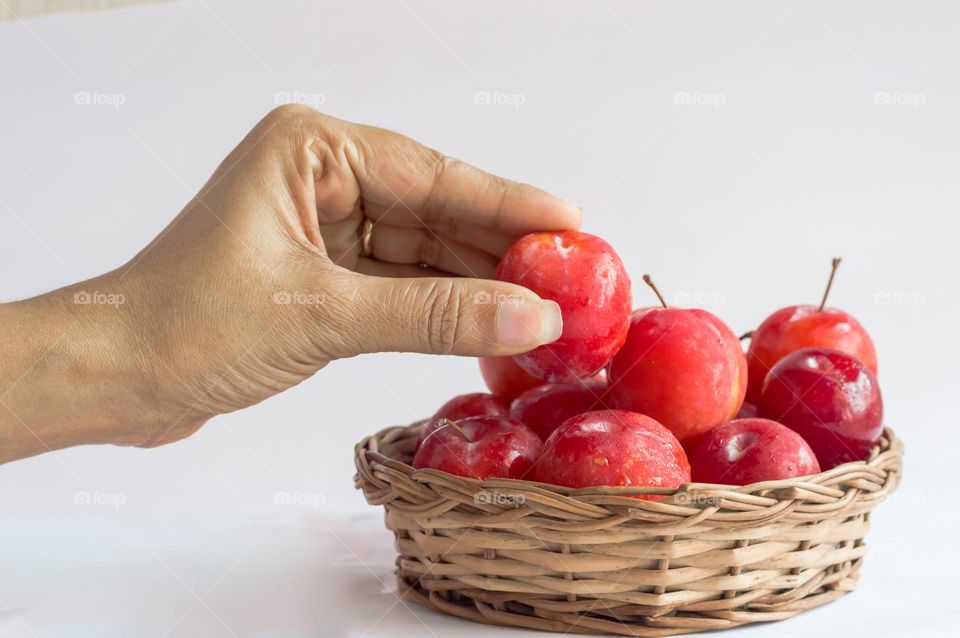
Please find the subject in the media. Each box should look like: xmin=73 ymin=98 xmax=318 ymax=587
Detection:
xmin=0 ymin=275 xmax=163 ymax=463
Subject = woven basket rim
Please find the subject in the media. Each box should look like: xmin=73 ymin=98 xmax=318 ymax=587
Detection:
xmin=355 ymin=420 xmax=901 ymax=507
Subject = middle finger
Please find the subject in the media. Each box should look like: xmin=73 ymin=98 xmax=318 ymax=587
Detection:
xmin=369 ymin=224 xmax=500 ymax=278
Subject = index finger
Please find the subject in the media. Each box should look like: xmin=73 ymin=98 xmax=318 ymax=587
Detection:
xmin=347 ymin=122 xmax=581 ymax=234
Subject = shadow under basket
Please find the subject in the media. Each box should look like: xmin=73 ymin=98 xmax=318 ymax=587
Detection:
xmin=354 ymin=422 xmax=902 ymax=636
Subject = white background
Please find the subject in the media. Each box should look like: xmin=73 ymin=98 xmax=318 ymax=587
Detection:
xmin=0 ymin=1 xmax=955 ymax=636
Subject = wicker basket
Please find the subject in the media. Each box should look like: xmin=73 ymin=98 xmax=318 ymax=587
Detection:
xmin=354 ymin=421 xmax=902 ymax=636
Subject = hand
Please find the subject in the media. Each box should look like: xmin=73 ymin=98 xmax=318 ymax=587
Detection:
xmin=0 ymin=106 xmax=577 ymax=459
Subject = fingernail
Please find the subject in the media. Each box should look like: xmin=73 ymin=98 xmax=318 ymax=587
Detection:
xmin=496 ymin=299 xmax=563 ymax=347
xmin=540 ymin=300 xmax=563 ymax=343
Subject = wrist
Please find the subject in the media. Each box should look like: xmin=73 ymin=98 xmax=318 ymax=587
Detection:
xmin=0 ymin=274 xmax=169 ymax=461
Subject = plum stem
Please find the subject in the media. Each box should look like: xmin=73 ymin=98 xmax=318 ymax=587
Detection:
xmin=642 ymin=274 xmax=668 ymax=308
xmin=818 ymin=257 xmax=842 ymax=311
xmin=437 ymin=418 xmax=472 ymax=442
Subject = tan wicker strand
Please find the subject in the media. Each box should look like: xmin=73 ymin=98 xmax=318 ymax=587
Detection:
xmin=355 ymin=422 xmax=902 ymax=635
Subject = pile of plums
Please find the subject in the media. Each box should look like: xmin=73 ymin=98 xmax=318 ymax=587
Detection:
xmin=412 ymin=231 xmax=883 ymax=493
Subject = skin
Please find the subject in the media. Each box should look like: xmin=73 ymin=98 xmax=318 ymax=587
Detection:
xmin=478 ymin=356 xmax=543 ymax=402
xmin=412 ymin=416 xmax=543 ymax=480
xmin=495 ymin=231 xmax=632 ymax=382
xmin=689 ymin=418 xmax=820 ymax=485
xmin=608 ymin=307 xmax=747 ymax=447
xmin=745 ymin=305 xmax=878 ymax=404
xmin=0 ymin=106 xmax=578 ymax=464
xmin=533 ymin=409 xmax=690 ymax=498
xmin=759 ymin=348 xmax=883 ymax=470
xmin=509 ymin=380 xmax=607 ymax=440
xmin=416 ymin=392 xmax=509 ymax=447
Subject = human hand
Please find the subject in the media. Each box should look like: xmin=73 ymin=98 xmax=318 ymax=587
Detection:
xmin=0 ymin=106 xmax=578 ymax=457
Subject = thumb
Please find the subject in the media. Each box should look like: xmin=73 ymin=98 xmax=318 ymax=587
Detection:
xmin=330 ymin=274 xmax=562 ymax=357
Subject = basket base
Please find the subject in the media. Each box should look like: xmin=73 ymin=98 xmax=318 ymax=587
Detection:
xmin=397 ymin=572 xmax=858 ymax=636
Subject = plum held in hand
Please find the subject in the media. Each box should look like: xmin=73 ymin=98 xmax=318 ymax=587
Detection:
xmin=495 ymin=231 xmax=632 ymax=382
xmin=533 ymin=410 xmax=690 ymax=499
xmin=412 ymin=416 xmax=543 ymax=480
xmin=417 ymin=392 xmax=508 ymax=447
xmin=509 ymin=379 xmax=608 ymax=441
xmin=745 ymin=258 xmax=877 ymax=404
xmin=608 ymin=276 xmax=747 ymax=448
xmin=478 ymin=356 xmax=543 ymax=402
xmin=690 ymin=418 xmax=820 ymax=485
xmin=759 ymin=347 xmax=883 ymax=470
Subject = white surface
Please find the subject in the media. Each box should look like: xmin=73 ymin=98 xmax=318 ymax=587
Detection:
xmin=0 ymin=1 xmax=955 ymax=636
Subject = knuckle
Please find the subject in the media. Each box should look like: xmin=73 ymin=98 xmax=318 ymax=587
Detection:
xmin=423 ymin=154 xmax=455 ymax=216
xmin=423 ymin=279 xmax=463 ymax=354
xmin=259 ymin=105 xmax=331 ymax=148
xmin=295 ymin=270 xmax=360 ymax=358
xmin=266 ymin=103 xmax=317 ymax=123
xmin=489 ymin=177 xmax=511 ymax=221
xmin=417 ymin=233 xmax=448 ymax=269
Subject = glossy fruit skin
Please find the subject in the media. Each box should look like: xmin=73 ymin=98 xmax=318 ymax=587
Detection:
xmin=533 ymin=410 xmax=690 ymax=497
xmin=479 ymin=356 xmax=543 ymax=402
xmin=607 ymin=307 xmax=747 ymax=447
xmin=412 ymin=416 xmax=543 ymax=480
xmin=689 ymin=418 xmax=820 ymax=485
xmin=759 ymin=348 xmax=883 ymax=470
xmin=417 ymin=392 xmax=508 ymax=447
xmin=509 ymin=380 xmax=608 ymax=441
xmin=495 ymin=231 xmax=632 ymax=382
xmin=746 ymin=305 xmax=878 ymax=404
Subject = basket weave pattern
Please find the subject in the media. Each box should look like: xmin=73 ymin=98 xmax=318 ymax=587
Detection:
xmin=354 ymin=422 xmax=902 ymax=636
